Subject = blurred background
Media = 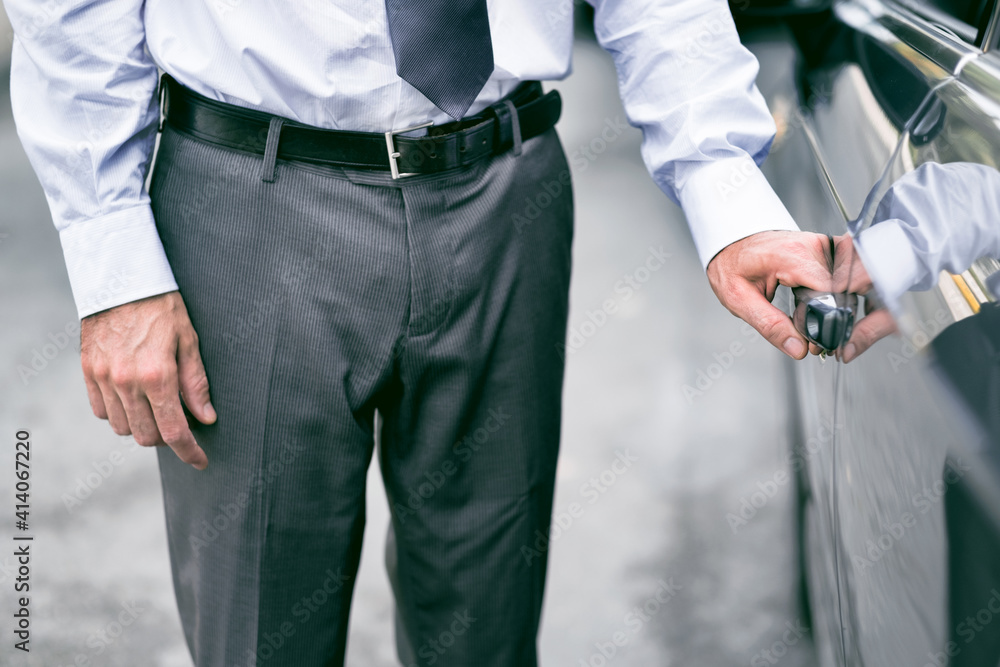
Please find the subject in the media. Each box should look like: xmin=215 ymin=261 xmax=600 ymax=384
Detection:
xmin=0 ymin=8 xmax=815 ymax=666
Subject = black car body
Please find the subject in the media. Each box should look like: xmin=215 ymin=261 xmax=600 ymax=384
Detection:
xmin=733 ymin=0 xmax=1000 ymax=665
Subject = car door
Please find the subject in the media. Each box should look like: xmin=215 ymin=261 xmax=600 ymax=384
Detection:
xmin=742 ymin=0 xmax=1000 ymax=664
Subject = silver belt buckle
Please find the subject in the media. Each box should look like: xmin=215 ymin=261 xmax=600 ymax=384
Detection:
xmin=385 ymin=121 xmax=433 ymax=179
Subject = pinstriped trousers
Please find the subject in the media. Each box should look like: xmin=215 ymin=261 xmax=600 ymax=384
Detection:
xmin=148 ymin=120 xmax=574 ymax=666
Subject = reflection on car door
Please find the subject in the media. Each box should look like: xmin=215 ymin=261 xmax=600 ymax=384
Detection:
xmin=751 ymin=0 xmax=1000 ymax=664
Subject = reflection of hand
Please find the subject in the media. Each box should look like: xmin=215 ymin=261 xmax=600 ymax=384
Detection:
xmin=707 ymin=231 xmax=834 ymax=359
xmin=819 ymin=234 xmax=898 ymax=362
xmin=842 ymin=308 xmax=898 ymax=362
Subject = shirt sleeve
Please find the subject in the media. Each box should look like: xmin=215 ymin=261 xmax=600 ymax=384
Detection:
xmin=587 ymin=0 xmax=800 ymax=268
xmin=6 ymin=0 xmax=178 ymax=319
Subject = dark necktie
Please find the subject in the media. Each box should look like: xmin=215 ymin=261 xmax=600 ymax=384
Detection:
xmin=384 ymin=0 xmax=495 ymax=120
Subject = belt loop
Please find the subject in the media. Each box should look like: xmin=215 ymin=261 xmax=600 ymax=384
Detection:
xmin=489 ymin=99 xmax=514 ymax=155
xmin=502 ymin=99 xmax=522 ymax=157
xmin=260 ymin=117 xmax=284 ymax=183
xmin=158 ymin=73 xmax=168 ymax=134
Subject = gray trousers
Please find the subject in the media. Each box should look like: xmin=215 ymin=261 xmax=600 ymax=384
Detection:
xmin=148 ymin=119 xmax=574 ymax=666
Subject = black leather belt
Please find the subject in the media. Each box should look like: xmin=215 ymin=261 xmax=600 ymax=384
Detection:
xmin=160 ymin=74 xmax=562 ymax=178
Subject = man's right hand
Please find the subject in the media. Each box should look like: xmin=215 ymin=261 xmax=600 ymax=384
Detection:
xmin=80 ymin=291 xmax=215 ymax=470
xmin=707 ymin=230 xmax=833 ymax=360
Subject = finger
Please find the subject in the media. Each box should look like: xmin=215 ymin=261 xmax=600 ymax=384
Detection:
xmin=80 ymin=324 xmax=110 ymax=421
xmin=730 ymin=281 xmax=809 ymax=359
xmin=94 ymin=377 xmax=132 ymax=435
xmin=177 ymin=331 xmax=216 ymax=425
xmin=769 ymin=234 xmax=836 ymax=292
xmin=808 ymin=342 xmax=824 ymax=356
xmin=831 ymin=234 xmax=854 ymax=286
xmin=82 ymin=370 xmax=108 ymax=420
xmin=842 ymin=310 xmax=898 ymax=363
xmin=118 ymin=386 xmax=165 ymax=448
xmin=831 ymin=234 xmax=873 ymax=295
xmin=148 ymin=375 xmax=208 ymax=470
xmin=847 ymin=255 xmax=874 ymax=296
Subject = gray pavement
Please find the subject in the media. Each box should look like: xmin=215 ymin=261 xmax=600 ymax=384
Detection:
xmin=0 ymin=25 xmax=814 ymax=667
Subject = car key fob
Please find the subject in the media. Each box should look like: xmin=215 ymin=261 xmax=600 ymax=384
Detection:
xmin=792 ymin=288 xmax=857 ymax=352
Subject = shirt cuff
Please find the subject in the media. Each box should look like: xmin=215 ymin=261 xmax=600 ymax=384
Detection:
xmin=58 ymin=206 xmax=179 ymax=319
xmin=675 ymin=156 xmax=800 ymax=269
xmin=854 ymin=219 xmax=921 ymax=310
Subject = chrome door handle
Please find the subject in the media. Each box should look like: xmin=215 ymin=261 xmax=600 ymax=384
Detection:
xmin=793 ymin=288 xmax=857 ymax=352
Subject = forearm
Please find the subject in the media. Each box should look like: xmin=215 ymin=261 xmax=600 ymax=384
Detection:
xmin=587 ymin=0 xmax=799 ymax=267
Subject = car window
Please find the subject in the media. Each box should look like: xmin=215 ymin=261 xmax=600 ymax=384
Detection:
xmin=892 ymin=0 xmax=994 ymax=43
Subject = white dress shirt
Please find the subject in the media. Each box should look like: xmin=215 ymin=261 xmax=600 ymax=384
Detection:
xmin=7 ymin=0 xmax=799 ymax=318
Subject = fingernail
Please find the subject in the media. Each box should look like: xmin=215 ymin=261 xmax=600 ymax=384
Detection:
xmin=783 ymin=338 xmax=805 ymax=358
xmin=204 ymin=402 xmax=217 ymax=423
xmin=843 ymin=343 xmax=856 ymax=363
xmin=193 ymin=459 xmax=208 ymax=471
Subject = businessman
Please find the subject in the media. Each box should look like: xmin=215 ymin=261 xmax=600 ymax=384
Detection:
xmin=7 ymin=0 xmax=831 ymax=665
